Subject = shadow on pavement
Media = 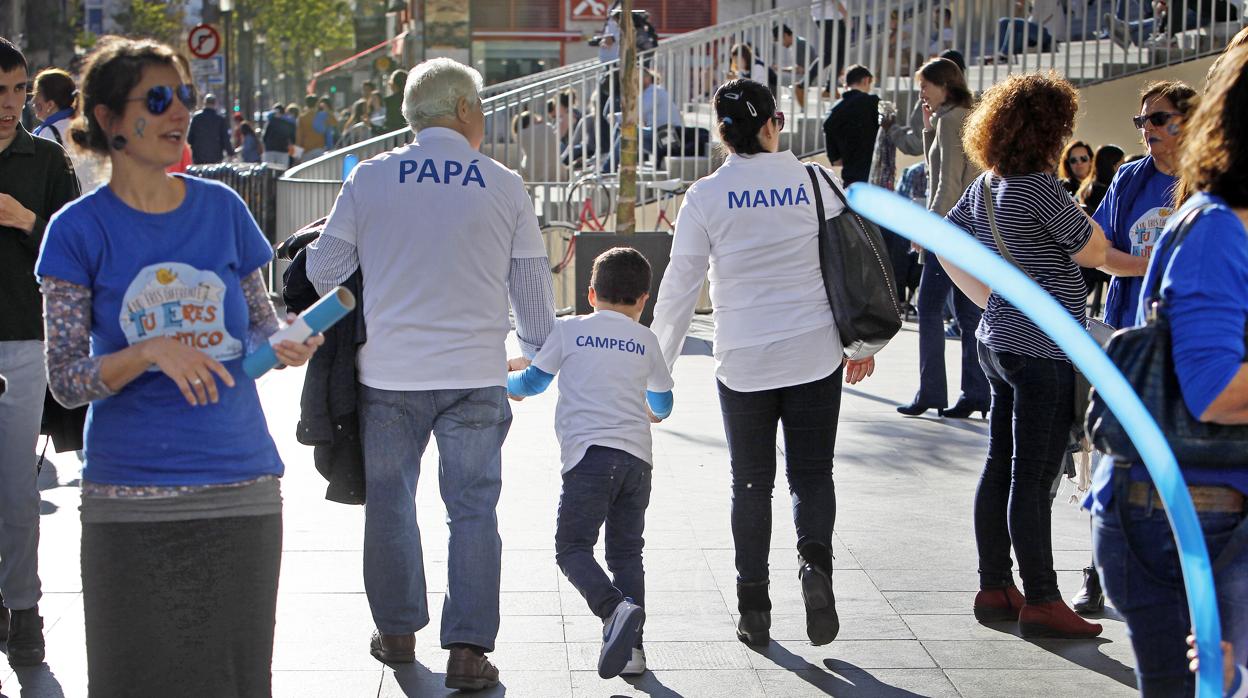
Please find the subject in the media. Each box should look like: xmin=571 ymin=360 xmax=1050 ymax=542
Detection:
xmin=391 ymin=662 xmax=509 ymax=697
xmin=1028 ymin=637 xmax=1137 ymax=690
xmin=621 ymin=671 xmax=682 ymax=697
xmin=747 ymin=641 xmax=929 ymax=696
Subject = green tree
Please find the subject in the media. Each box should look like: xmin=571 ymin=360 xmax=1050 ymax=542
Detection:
xmin=112 ymin=0 xmax=187 ymax=45
xmin=253 ymin=0 xmax=354 ymax=94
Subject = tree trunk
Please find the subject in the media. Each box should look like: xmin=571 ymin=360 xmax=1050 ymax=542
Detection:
xmin=615 ymin=0 xmax=637 ymax=235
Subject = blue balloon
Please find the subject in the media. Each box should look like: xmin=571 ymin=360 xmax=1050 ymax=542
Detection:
xmin=845 ymin=182 xmax=1222 ymax=698
xmin=342 ymin=153 xmax=360 ymax=182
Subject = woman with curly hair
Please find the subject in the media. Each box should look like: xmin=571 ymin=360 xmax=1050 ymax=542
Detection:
xmin=1057 ymin=140 xmax=1093 ymax=197
xmin=897 ymin=57 xmax=989 ymax=419
xmin=939 ymin=73 xmax=1111 ymax=638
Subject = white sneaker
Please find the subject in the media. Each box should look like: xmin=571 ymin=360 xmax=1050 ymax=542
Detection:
xmin=620 ymin=647 xmax=646 ymax=676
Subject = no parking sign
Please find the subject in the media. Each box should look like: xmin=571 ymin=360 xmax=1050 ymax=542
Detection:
xmin=187 ymin=23 xmax=221 ymax=59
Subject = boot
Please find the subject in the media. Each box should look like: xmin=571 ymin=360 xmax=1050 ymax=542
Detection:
xmin=368 ymin=630 xmax=415 ymax=664
xmin=445 ymin=645 xmax=500 ymax=691
xmin=798 ymin=543 xmax=839 ymax=646
xmin=1071 ymin=566 xmax=1105 ymax=615
xmin=735 ymin=581 xmax=771 ymax=647
xmin=6 ymin=606 xmax=45 ymax=667
xmin=973 ymin=585 xmax=1025 ymax=622
xmin=1019 ymin=600 xmax=1103 ymax=639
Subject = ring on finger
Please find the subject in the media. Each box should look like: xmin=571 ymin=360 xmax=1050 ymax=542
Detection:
xmin=191 ymin=378 xmax=204 ymax=385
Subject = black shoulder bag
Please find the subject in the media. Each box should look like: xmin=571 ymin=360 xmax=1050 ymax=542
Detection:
xmin=1087 ymin=202 xmax=1248 ymax=467
xmin=804 ymin=164 xmax=903 ymax=359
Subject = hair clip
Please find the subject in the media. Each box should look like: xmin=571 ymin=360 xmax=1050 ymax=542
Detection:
xmin=746 ymin=102 xmax=757 ymax=117
xmin=721 ymin=116 xmax=734 ymax=124
xmin=722 ymin=91 xmax=742 ymax=101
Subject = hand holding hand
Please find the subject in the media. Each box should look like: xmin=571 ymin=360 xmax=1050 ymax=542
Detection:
xmin=142 ymin=336 xmax=235 ymax=406
xmin=646 ymin=406 xmax=663 ymax=423
xmin=507 ymin=356 xmax=531 ymax=372
xmin=844 ymin=356 xmax=876 ymax=385
xmin=0 ymin=193 xmax=37 ymax=233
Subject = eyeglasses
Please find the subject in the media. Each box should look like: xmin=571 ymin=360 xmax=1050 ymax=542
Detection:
xmin=1067 ymin=154 xmax=1090 ymax=164
xmin=1132 ymin=111 xmax=1180 ymax=129
xmin=772 ymin=110 xmax=785 ymax=131
xmin=125 ymin=84 xmax=196 ymax=116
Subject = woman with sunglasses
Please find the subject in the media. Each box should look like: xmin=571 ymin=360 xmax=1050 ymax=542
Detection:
xmin=1058 ymin=140 xmax=1093 ymax=198
xmin=1090 ymin=80 xmax=1196 ymax=330
xmin=897 ymin=57 xmax=990 ymax=420
xmin=35 ymin=37 xmax=320 ymax=696
xmin=651 ymin=78 xmax=876 ymax=649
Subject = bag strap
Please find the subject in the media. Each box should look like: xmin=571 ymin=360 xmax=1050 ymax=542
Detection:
xmin=805 ymin=163 xmax=828 ymax=231
xmin=812 ymin=165 xmax=851 ymax=209
xmin=981 ymin=174 xmax=1035 ymax=281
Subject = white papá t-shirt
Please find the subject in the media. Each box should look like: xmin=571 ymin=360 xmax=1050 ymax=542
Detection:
xmin=532 ymin=310 xmax=674 ymax=473
xmin=651 ymin=150 xmax=845 ymax=392
xmin=321 ymin=127 xmax=548 ymax=390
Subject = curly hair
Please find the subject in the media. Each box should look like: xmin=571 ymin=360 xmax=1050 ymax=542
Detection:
xmin=1175 ymin=45 xmax=1248 ymax=208
xmin=1057 ymin=140 xmax=1093 ymax=182
xmin=962 ymin=72 xmax=1079 ymax=176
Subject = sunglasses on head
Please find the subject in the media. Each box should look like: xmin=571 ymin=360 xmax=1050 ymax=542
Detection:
xmin=125 ymin=84 xmax=196 ymax=116
xmin=1132 ymin=111 xmax=1180 ymax=129
xmin=772 ymin=110 xmax=785 ymax=131
xmin=1067 ymin=154 xmax=1090 ymax=164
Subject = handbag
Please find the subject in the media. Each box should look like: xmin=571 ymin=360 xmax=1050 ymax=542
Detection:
xmin=804 ymin=164 xmax=903 ymax=359
xmin=980 ymin=175 xmax=1113 ymax=434
xmin=1088 ymin=202 xmax=1248 ymax=468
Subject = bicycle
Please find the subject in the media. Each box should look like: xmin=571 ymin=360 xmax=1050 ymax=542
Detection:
xmin=541 ymin=172 xmax=618 ymax=314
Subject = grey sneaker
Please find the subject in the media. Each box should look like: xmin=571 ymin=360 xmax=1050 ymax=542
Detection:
xmin=598 ymin=599 xmax=645 ymax=679
xmin=620 ymin=647 xmax=647 ymax=676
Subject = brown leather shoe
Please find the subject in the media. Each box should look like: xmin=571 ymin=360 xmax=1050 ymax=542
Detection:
xmin=973 ymin=585 xmax=1026 ymax=623
xmin=369 ymin=630 xmax=415 ymax=664
xmin=446 ymin=646 xmax=500 ymax=691
xmin=1019 ymin=601 xmax=1104 ymax=639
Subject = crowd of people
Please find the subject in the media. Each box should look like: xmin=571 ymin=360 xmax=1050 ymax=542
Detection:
xmin=0 ymin=12 xmax=1246 ymax=698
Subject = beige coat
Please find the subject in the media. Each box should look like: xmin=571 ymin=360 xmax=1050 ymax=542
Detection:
xmin=922 ymin=104 xmax=980 ymax=217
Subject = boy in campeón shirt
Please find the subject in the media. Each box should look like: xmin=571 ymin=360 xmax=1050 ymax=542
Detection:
xmin=507 ymin=247 xmax=674 ymax=679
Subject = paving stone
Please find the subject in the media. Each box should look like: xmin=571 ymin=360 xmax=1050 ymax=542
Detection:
xmin=380 ymin=667 xmax=573 ymax=697
xmin=567 ymin=641 xmax=754 ymax=671
xmin=271 ymin=669 xmax=383 ymax=698
xmin=745 ymin=639 xmax=938 ymax=671
xmin=945 ymin=668 xmax=1138 ymax=697
xmin=749 ymin=612 xmax=915 ymax=642
xmin=571 ymin=669 xmax=767 ymax=697
xmin=757 ymin=668 xmax=961 ymax=697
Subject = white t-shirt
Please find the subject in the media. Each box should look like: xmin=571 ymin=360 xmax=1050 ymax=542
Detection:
xmin=321 ymin=127 xmax=547 ymax=390
xmin=651 ymin=150 xmax=845 ymax=392
xmin=532 ymin=310 xmax=674 ymax=473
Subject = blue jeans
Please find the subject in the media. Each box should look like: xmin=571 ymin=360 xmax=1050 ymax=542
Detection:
xmin=916 ymin=258 xmax=988 ymax=408
xmin=1093 ymin=471 xmax=1248 ymax=697
xmin=997 ymin=18 xmax=1054 ymax=54
xmin=360 ymin=384 xmax=512 ymax=650
xmin=555 ymin=446 xmax=652 ymax=621
xmin=717 ymin=368 xmax=842 ymax=584
xmin=975 ymin=345 xmax=1074 ymax=602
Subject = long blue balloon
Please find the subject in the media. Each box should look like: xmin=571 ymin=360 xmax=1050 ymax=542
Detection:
xmin=844 ymin=182 xmax=1222 ymax=698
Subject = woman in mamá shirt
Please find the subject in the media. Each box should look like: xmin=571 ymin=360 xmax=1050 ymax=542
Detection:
xmin=36 ymin=38 xmax=320 ymax=696
xmin=1091 ymin=80 xmax=1196 ymax=329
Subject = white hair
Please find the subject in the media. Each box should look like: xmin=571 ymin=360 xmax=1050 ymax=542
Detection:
xmin=402 ymin=58 xmax=484 ymax=131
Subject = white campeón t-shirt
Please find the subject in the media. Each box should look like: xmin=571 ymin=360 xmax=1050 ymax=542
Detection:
xmin=651 ymin=150 xmax=845 ymax=392
xmin=320 ymin=127 xmax=547 ymax=390
xmin=532 ymin=310 xmax=674 ymax=473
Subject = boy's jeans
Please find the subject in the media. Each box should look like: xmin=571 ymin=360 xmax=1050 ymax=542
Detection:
xmin=555 ymin=446 xmax=652 ymax=621
xmin=360 ymin=385 xmax=511 ymax=651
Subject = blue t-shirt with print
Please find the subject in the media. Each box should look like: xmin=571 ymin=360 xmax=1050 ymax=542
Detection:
xmin=36 ymin=176 xmax=284 ymax=486
xmin=1093 ymin=161 xmax=1177 ymax=329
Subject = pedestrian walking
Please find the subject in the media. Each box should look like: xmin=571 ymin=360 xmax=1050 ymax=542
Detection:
xmin=36 ymin=37 xmax=320 ymax=696
xmin=651 ymin=78 xmax=877 ymax=651
xmin=261 ymin=103 xmax=295 ymax=169
xmin=822 ymin=64 xmax=879 ymax=185
xmin=32 ymin=67 xmax=110 ymax=192
xmin=0 ymin=35 xmax=81 ymax=671
xmin=305 ymin=57 xmax=556 ymax=691
xmin=940 ymin=72 xmax=1109 ymax=639
xmin=187 ymin=92 xmax=232 ymax=164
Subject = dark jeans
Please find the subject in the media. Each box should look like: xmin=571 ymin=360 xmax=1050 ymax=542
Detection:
xmin=555 ymin=446 xmax=652 ymax=621
xmin=975 ymin=345 xmax=1074 ymax=602
xmin=917 ymin=258 xmax=988 ymax=408
xmin=1093 ymin=469 xmax=1248 ymax=697
xmin=718 ymin=367 xmax=843 ymax=584
xmin=82 ymin=514 xmax=282 ymax=698
xmin=997 ymin=18 xmax=1054 ymax=54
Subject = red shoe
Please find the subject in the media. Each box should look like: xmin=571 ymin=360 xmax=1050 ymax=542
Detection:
xmin=1018 ymin=601 xmax=1104 ymax=639
xmin=973 ymin=586 xmax=1025 ymax=622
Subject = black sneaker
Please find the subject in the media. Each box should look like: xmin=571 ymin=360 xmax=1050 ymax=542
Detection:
xmin=7 ymin=606 xmax=45 ymax=667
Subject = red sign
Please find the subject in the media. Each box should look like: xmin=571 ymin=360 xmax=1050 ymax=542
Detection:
xmin=187 ymin=24 xmax=221 ymax=59
xmin=572 ymin=0 xmax=609 ymax=21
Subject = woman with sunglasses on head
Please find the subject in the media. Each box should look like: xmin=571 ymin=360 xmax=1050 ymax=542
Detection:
xmin=1090 ymin=80 xmax=1196 ymax=331
xmin=651 ymin=78 xmax=876 ymax=650
xmin=1058 ymin=140 xmax=1093 ymax=198
xmin=35 ymin=37 xmax=321 ymax=696
xmin=897 ymin=57 xmax=990 ymax=420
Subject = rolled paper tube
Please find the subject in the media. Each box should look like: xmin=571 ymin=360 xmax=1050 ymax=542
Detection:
xmin=844 ymin=182 xmax=1222 ymax=698
xmin=243 ymin=286 xmax=356 ymax=379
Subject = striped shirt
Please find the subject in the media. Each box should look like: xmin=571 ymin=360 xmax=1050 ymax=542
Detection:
xmin=946 ymin=172 xmax=1093 ymax=361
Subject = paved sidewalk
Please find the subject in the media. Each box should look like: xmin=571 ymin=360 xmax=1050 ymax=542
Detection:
xmin=1 ymin=322 xmax=1139 ymax=697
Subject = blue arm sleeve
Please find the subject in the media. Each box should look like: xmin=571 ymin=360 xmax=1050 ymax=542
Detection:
xmin=646 ymin=390 xmax=673 ymax=419
xmin=508 ymin=366 xmax=554 ymax=398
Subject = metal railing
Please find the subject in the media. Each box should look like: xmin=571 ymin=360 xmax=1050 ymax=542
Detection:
xmin=278 ymin=0 xmax=1243 ymax=246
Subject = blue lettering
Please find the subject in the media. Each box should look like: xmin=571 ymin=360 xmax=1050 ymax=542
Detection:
xmin=636 ymin=344 xmax=645 ymax=355
xmin=398 ymin=159 xmax=418 ymax=183
xmin=444 ymin=159 xmax=464 ymax=183
xmin=753 ymin=189 xmax=769 ymax=207
xmin=161 ymin=301 xmax=182 ymax=328
xmin=416 ymin=158 xmax=441 ymax=183
xmin=728 ymin=190 xmax=750 ymax=209
xmin=463 ymin=160 xmax=486 ymax=188
xmin=795 ymin=184 xmax=811 ymax=205
xmin=128 ymin=309 xmax=149 ymax=338
xmin=770 ymin=188 xmax=793 ymax=207
xmin=576 ymin=335 xmax=586 ymax=347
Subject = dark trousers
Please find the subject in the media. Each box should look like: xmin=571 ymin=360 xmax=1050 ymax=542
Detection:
xmin=718 ymin=367 xmax=843 ymax=584
xmin=82 ymin=514 xmax=282 ymax=698
xmin=916 ymin=257 xmax=989 ymax=408
xmin=818 ymin=19 xmax=847 ymax=90
xmin=975 ymin=345 xmax=1074 ymax=602
xmin=555 ymin=446 xmax=652 ymax=621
